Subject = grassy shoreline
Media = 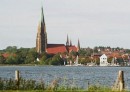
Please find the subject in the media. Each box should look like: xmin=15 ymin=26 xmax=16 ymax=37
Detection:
xmin=0 ymin=78 xmax=127 ymax=92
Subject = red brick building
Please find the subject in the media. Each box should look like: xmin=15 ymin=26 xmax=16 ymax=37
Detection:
xmin=36 ymin=6 xmax=80 ymax=55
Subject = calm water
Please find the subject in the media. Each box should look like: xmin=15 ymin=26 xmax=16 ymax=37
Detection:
xmin=0 ymin=66 xmax=130 ymax=89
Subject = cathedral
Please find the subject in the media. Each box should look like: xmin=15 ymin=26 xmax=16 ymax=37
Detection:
xmin=36 ymin=6 xmax=80 ymax=55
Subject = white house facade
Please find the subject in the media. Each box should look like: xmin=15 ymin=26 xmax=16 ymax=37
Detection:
xmin=100 ymin=54 xmax=109 ymax=66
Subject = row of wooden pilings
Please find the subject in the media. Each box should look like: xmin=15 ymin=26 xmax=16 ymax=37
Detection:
xmin=15 ymin=70 xmax=125 ymax=91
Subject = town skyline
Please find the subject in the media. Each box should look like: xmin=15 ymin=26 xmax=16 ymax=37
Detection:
xmin=1 ymin=0 xmax=130 ymax=50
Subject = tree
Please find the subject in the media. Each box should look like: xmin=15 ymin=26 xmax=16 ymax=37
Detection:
xmin=14 ymin=48 xmax=29 ymax=64
xmin=0 ymin=54 xmax=5 ymax=64
xmin=50 ymin=54 xmax=64 ymax=65
xmin=78 ymin=49 xmax=93 ymax=56
xmin=45 ymin=58 xmax=52 ymax=65
xmin=70 ymin=51 xmax=77 ymax=56
xmin=40 ymin=53 xmax=48 ymax=64
xmin=5 ymin=46 xmax=17 ymax=53
xmin=93 ymin=47 xmax=98 ymax=53
xmin=25 ymin=48 xmax=37 ymax=64
xmin=5 ymin=53 xmax=17 ymax=64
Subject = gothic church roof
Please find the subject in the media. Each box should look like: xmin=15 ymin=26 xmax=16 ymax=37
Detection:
xmin=47 ymin=44 xmax=67 ymax=54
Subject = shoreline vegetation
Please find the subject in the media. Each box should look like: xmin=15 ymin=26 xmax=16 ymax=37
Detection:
xmin=0 ymin=70 xmax=126 ymax=92
xmin=0 ymin=77 xmax=126 ymax=92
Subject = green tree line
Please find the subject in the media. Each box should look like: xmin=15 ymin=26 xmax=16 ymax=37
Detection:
xmin=0 ymin=46 xmax=65 ymax=65
xmin=0 ymin=46 xmax=129 ymax=65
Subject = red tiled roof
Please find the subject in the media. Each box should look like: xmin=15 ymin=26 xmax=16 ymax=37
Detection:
xmin=47 ymin=44 xmax=67 ymax=54
xmin=2 ymin=53 xmax=9 ymax=58
xmin=109 ymin=52 xmax=121 ymax=58
xmin=2 ymin=53 xmax=16 ymax=58
xmin=66 ymin=46 xmax=78 ymax=53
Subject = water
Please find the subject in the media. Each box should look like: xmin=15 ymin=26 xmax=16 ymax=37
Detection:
xmin=0 ymin=66 xmax=130 ymax=89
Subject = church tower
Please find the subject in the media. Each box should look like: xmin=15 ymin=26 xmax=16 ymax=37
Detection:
xmin=36 ymin=6 xmax=47 ymax=54
xmin=70 ymin=40 xmax=72 ymax=46
xmin=66 ymin=34 xmax=69 ymax=46
xmin=77 ymin=39 xmax=80 ymax=51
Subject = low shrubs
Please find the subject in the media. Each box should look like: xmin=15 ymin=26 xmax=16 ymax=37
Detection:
xmin=0 ymin=78 xmax=127 ymax=92
xmin=0 ymin=78 xmax=45 ymax=90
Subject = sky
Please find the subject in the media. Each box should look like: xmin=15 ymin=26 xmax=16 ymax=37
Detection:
xmin=1 ymin=0 xmax=130 ymax=50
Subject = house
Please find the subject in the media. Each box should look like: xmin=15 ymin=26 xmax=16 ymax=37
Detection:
xmin=100 ymin=54 xmax=109 ymax=66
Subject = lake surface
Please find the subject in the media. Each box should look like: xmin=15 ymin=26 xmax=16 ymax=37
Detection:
xmin=0 ymin=66 xmax=130 ymax=89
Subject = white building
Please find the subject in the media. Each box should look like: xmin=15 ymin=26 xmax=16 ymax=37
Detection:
xmin=100 ymin=54 xmax=109 ymax=66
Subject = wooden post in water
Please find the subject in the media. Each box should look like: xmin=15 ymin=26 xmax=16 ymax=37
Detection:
xmin=15 ymin=70 xmax=20 ymax=89
xmin=118 ymin=70 xmax=125 ymax=91
xmin=112 ymin=70 xmax=125 ymax=91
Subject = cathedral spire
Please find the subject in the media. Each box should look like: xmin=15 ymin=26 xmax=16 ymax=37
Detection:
xmin=41 ymin=6 xmax=45 ymax=24
xmin=70 ymin=39 xmax=72 ymax=46
xmin=66 ymin=34 xmax=69 ymax=46
xmin=36 ymin=5 xmax=47 ymax=54
xmin=77 ymin=39 xmax=80 ymax=51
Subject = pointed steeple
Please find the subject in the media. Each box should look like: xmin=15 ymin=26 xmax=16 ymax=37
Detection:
xmin=77 ymin=39 xmax=80 ymax=51
xmin=41 ymin=6 xmax=45 ymax=24
xmin=36 ymin=5 xmax=47 ymax=54
xmin=66 ymin=34 xmax=69 ymax=46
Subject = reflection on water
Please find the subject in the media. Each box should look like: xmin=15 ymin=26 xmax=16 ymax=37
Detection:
xmin=0 ymin=66 xmax=130 ymax=89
